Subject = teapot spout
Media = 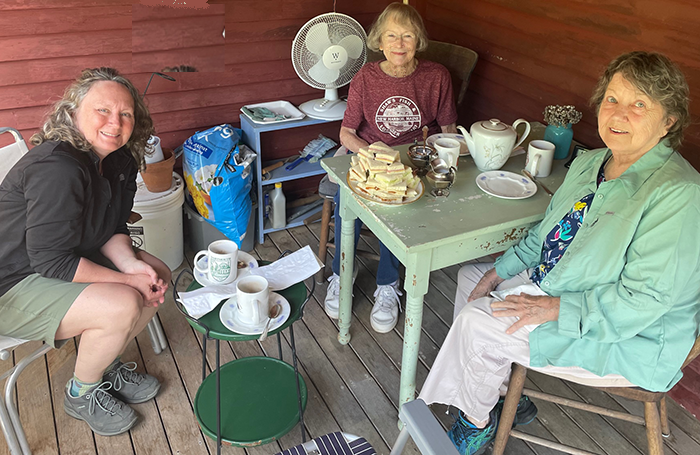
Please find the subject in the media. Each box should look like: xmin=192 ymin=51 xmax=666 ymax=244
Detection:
xmin=457 ymin=125 xmax=475 ymax=154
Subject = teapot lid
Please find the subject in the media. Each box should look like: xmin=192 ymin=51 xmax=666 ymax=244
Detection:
xmin=479 ymin=119 xmax=508 ymax=132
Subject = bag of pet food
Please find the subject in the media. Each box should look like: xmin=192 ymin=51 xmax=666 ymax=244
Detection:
xmin=182 ymin=124 xmax=255 ymax=247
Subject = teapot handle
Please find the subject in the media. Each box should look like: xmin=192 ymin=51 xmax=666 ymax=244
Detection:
xmin=448 ymin=166 xmax=457 ymax=187
xmin=512 ymin=119 xmax=531 ymax=150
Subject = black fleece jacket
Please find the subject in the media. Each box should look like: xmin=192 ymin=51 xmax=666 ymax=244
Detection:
xmin=0 ymin=140 xmax=137 ymax=296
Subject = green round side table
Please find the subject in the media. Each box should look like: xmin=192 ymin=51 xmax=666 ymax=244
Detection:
xmin=174 ymin=262 xmax=312 ymax=454
xmin=194 ymin=356 xmax=307 ymax=446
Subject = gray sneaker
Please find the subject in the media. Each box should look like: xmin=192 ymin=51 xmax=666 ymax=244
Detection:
xmin=103 ymin=361 xmax=161 ymax=404
xmin=64 ymin=382 xmax=137 ymax=436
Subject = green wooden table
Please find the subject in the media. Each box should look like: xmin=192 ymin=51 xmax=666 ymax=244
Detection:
xmin=320 ymin=142 xmax=569 ymax=408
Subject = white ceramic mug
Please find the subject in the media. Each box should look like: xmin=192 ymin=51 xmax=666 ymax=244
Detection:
xmin=525 ymin=140 xmax=555 ymax=178
xmin=236 ymin=275 xmax=270 ymax=326
xmin=434 ymin=137 xmax=461 ymax=169
xmin=194 ymin=240 xmax=239 ymax=284
xmin=144 ymin=135 xmax=165 ymax=164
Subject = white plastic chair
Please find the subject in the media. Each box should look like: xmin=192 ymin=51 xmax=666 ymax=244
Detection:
xmin=0 ymin=127 xmax=167 ymax=454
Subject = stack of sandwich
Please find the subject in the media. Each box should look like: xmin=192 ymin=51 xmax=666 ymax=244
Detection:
xmin=348 ymin=141 xmax=421 ymax=203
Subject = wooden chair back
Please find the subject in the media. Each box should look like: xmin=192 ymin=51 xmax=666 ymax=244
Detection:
xmin=681 ymin=334 xmax=700 ymax=369
xmin=366 ymin=40 xmax=479 ymax=108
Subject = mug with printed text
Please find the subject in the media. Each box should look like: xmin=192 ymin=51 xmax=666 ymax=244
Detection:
xmin=194 ymin=240 xmax=239 ymax=284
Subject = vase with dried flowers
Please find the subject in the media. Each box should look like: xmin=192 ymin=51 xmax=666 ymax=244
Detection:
xmin=543 ymin=105 xmax=582 ymax=160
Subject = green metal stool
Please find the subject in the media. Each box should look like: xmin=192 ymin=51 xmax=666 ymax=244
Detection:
xmin=174 ymin=258 xmax=313 ymax=454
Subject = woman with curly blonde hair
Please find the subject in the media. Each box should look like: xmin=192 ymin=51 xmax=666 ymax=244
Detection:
xmin=31 ymin=67 xmax=154 ymax=169
xmin=0 ymin=67 xmax=170 ymax=436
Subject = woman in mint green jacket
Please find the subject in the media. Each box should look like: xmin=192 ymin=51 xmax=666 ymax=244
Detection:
xmin=419 ymin=51 xmax=700 ymax=455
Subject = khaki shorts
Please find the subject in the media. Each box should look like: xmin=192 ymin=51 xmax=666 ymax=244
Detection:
xmin=0 ymin=274 xmax=90 ymax=348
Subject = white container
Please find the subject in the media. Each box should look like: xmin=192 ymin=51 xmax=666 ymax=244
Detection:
xmin=129 ymin=173 xmax=185 ymax=270
xmin=241 ymin=100 xmax=305 ymax=125
xmin=270 ymin=183 xmax=286 ymax=229
xmin=144 ymin=135 xmax=165 ymax=164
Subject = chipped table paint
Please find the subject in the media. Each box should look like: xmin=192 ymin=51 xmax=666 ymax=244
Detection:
xmin=320 ymin=141 xmax=569 ymax=409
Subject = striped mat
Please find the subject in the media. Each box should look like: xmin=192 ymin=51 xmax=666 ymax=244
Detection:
xmin=275 ymin=432 xmax=376 ymax=455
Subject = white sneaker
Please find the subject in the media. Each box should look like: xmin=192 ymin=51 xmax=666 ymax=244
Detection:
xmin=371 ymin=282 xmax=402 ymax=333
xmin=324 ymin=265 xmax=358 ymax=319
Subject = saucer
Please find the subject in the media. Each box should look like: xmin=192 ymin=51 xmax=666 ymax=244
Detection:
xmin=194 ymin=251 xmax=259 ymax=287
xmin=475 ymin=171 xmax=537 ymax=199
xmin=219 ymin=292 xmax=291 ymax=335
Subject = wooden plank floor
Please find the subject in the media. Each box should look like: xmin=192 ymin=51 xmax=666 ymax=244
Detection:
xmin=3 ymin=221 xmax=700 ymax=455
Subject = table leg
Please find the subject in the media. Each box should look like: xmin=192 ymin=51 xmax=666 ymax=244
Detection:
xmin=400 ymin=254 xmax=431 ymax=407
xmin=337 ymin=191 xmax=357 ymax=345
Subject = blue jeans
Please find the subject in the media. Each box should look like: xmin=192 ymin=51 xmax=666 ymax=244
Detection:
xmin=331 ymin=190 xmax=399 ymax=285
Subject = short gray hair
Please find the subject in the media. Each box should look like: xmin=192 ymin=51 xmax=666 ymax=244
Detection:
xmin=590 ymin=51 xmax=690 ymax=151
xmin=366 ymin=2 xmax=428 ymax=53
xmin=31 ymin=67 xmax=154 ymax=170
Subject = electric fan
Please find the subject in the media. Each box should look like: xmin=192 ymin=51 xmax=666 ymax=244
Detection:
xmin=291 ymin=13 xmax=367 ymax=120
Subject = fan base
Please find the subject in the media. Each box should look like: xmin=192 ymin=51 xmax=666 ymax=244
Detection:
xmin=299 ymin=98 xmax=347 ymax=121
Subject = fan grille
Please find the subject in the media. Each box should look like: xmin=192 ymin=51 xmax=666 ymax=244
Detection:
xmin=292 ymin=13 xmax=367 ymax=89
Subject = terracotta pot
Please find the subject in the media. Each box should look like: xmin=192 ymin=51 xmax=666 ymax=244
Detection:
xmin=141 ymin=147 xmax=175 ymax=192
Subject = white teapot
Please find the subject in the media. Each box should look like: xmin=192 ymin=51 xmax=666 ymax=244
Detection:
xmin=458 ymin=118 xmax=531 ymax=171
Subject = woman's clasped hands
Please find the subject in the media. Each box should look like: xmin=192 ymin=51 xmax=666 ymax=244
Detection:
xmin=121 ymin=257 xmax=168 ymax=306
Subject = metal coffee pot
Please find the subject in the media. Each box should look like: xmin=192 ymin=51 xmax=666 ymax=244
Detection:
xmin=425 ymin=158 xmax=456 ymax=197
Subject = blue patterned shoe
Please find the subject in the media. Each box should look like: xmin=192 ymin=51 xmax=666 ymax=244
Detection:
xmin=496 ymin=395 xmax=538 ymax=426
xmin=447 ymin=408 xmax=498 ymax=455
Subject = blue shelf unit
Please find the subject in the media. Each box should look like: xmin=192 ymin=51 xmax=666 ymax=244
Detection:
xmin=239 ymin=113 xmax=334 ymax=245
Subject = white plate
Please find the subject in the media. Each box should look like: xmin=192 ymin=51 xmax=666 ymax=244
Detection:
xmin=194 ymin=251 xmax=259 ymax=287
xmin=475 ymin=171 xmax=537 ymax=199
xmin=219 ymin=292 xmax=291 ymax=335
xmin=426 ymin=133 xmax=470 ymax=156
xmin=241 ymin=101 xmax=305 ymax=125
xmin=347 ymin=173 xmax=424 ymax=206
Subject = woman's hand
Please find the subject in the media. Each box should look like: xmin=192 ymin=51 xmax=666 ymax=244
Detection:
xmin=125 ymin=273 xmax=168 ymax=307
xmin=468 ymin=268 xmax=505 ymax=302
xmin=339 ymin=126 xmax=369 ymax=154
xmin=491 ymin=294 xmax=560 ymax=335
xmin=118 ymin=256 xmax=159 ymax=283
xmin=441 ymin=123 xmax=457 ymax=134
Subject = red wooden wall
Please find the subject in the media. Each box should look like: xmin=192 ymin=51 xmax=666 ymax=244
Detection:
xmin=414 ymin=0 xmax=700 ymax=170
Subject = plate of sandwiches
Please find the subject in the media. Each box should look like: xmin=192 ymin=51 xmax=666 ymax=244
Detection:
xmin=346 ymin=141 xmax=425 ymax=205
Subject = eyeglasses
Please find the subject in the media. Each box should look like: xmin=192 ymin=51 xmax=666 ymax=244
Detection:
xmin=383 ymin=32 xmax=416 ymax=44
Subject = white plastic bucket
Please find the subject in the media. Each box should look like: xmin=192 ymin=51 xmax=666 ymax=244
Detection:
xmin=130 ymin=173 xmax=185 ymax=270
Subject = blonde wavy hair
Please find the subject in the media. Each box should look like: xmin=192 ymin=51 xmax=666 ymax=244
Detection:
xmin=366 ymin=2 xmax=428 ymax=53
xmin=31 ymin=67 xmax=154 ymax=170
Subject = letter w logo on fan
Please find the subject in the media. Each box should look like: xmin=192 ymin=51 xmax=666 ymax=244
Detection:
xmin=331 ymin=52 xmax=340 ymax=61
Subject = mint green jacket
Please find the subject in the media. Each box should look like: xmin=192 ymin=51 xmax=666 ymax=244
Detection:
xmin=494 ymin=141 xmax=700 ymax=391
